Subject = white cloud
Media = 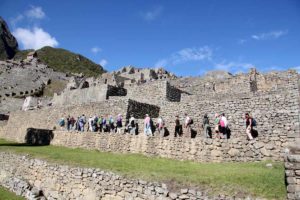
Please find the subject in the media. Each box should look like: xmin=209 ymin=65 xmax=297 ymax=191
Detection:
xmin=142 ymin=6 xmax=163 ymax=21
xmin=99 ymin=59 xmax=108 ymax=67
xmin=10 ymin=14 xmax=24 ymax=27
xmin=171 ymin=47 xmax=212 ymax=64
xmin=155 ymin=46 xmax=213 ymax=67
xmin=154 ymin=59 xmax=168 ymax=67
xmin=91 ymin=47 xmax=102 ymax=54
xmin=238 ymin=39 xmax=247 ymax=45
xmin=25 ymin=6 xmax=45 ymax=19
xmin=13 ymin=27 xmax=58 ymax=50
xmin=291 ymin=66 xmax=300 ymax=72
xmin=214 ymin=61 xmax=255 ymax=73
xmin=251 ymin=30 xmax=288 ymax=40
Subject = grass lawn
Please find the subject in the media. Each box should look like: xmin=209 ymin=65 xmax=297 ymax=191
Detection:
xmin=0 ymin=186 xmax=24 ymax=200
xmin=0 ymin=138 xmax=286 ymax=199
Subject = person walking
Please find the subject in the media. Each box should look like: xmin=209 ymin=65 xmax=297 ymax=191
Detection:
xmin=202 ymin=114 xmax=211 ymax=138
xmin=128 ymin=114 xmax=136 ymax=135
xmin=174 ymin=115 xmax=182 ymax=137
xmin=214 ymin=113 xmax=221 ymax=139
xmin=116 ymin=114 xmax=123 ymax=134
xmin=144 ymin=114 xmax=152 ymax=136
xmin=184 ymin=113 xmax=192 ymax=138
xmin=245 ymin=113 xmax=254 ymax=140
xmin=219 ymin=113 xmax=228 ymax=139
xmin=156 ymin=116 xmax=164 ymax=137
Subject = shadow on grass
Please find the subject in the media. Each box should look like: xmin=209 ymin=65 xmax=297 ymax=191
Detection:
xmin=0 ymin=142 xmax=49 ymax=147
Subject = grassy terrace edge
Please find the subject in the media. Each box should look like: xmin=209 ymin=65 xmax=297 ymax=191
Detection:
xmin=0 ymin=138 xmax=286 ymax=199
xmin=0 ymin=186 xmax=24 ymax=200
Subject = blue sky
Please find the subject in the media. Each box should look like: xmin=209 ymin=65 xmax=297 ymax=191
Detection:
xmin=1 ymin=0 xmax=300 ymax=76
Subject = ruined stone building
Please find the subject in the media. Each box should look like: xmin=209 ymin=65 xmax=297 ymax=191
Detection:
xmin=0 ymin=67 xmax=299 ymax=163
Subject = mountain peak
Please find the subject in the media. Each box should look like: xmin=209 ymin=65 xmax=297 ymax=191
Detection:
xmin=0 ymin=17 xmax=18 ymax=60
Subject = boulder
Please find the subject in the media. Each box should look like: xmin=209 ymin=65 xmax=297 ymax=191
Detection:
xmin=228 ymin=148 xmax=240 ymax=157
xmin=211 ymin=150 xmax=222 ymax=157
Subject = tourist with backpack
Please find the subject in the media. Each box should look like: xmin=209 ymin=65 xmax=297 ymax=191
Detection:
xmin=79 ymin=114 xmax=86 ymax=132
xmin=144 ymin=114 xmax=152 ymax=136
xmin=219 ymin=113 xmax=228 ymax=139
xmin=214 ymin=113 xmax=221 ymax=139
xmin=202 ymin=114 xmax=211 ymax=138
xmin=70 ymin=116 xmax=76 ymax=131
xmin=184 ymin=113 xmax=192 ymax=138
xmin=174 ymin=115 xmax=182 ymax=137
xmin=102 ymin=117 xmax=107 ymax=132
xmin=116 ymin=114 xmax=123 ymax=134
xmin=108 ymin=116 xmax=115 ymax=133
xmin=127 ymin=114 xmax=136 ymax=135
xmin=97 ymin=116 xmax=103 ymax=132
xmin=245 ymin=113 xmax=256 ymax=140
xmin=156 ymin=116 xmax=165 ymax=137
xmin=66 ymin=115 xmax=71 ymax=131
xmin=58 ymin=117 xmax=65 ymax=130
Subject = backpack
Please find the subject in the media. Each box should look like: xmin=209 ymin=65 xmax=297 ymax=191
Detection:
xmin=131 ymin=119 xmax=135 ymax=127
xmin=252 ymin=118 xmax=257 ymax=126
xmin=59 ymin=119 xmax=65 ymax=126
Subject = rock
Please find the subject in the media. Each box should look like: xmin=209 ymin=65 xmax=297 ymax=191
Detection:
xmin=227 ymin=148 xmax=240 ymax=157
xmin=253 ymin=142 xmax=264 ymax=149
xmin=180 ymin=188 xmax=189 ymax=194
xmin=260 ymin=148 xmax=270 ymax=156
xmin=0 ymin=17 xmax=18 ymax=60
xmin=265 ymin=143 xmax=275 ymax=150
xmin=265 ymin=163 xmax=273 ymax=168
xmin=178 ymin=194 xmax=190 ymax=199
xmin=211 ymin=150 xmax=222 ymax=157
xmin=169 ymin=193 xmax=178 ymax=199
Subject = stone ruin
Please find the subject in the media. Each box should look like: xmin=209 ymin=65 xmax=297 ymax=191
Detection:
xmin=0 ymin=67 xmax=299 ymax=159
xmin=0 ymin=67 xmax=300 ymax=199
xmin=0 ymin=58 xmax=70 ymax=113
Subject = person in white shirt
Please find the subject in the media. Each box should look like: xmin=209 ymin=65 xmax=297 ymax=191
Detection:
xmin=219 ymin=113 xmax=228 ymax=139
xmin=184 ymin=113 xmax=191 ymax=138
xmin=156 ymin=116 xmax=164 ymax=137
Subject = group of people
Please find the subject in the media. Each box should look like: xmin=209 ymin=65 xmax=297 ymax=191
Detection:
xmin=202 ymin=112 xmax=256 ymax=140
xmin=57 ymin=112 xmax=257 ymax=140
xmin=58 ymin=114 xmax=137 ymax=134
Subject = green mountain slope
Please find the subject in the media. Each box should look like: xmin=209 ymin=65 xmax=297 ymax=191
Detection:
xmin=14 ymin=46 xmax=106 ymax=77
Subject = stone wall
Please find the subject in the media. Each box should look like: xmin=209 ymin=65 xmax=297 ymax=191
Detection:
xmin=285 ymin=148 xmax=300 ymax=199
xmin=46 ymin=132 xmax=292 ymax=162
xmin=0 ymin=152 xmax=233 ymax=200
xmin=0 ymin=99 xmax=160 ymax=143
xmin=160 ymin=89 xmax=300 ymax=139
xmin=166 ymin=82 xmax=181 ymax=102
xmin=53 ymin=84 xmax=108 ymax=106
xmin=126 ymin=81 xmax=167 ymax=105
xmin=170 ymin=69 xmax=298 ymax=96
xmin=0 ymin=99 xmax=129 ymax=143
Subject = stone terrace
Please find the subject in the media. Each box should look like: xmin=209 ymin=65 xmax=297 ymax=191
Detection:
xmin=0 ymin=68 xmax=299 ymax=163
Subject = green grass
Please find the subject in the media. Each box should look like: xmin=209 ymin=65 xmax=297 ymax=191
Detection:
xmin=14 ymin=47 xmax=106 ymax=77
xmin=0 ymin=138 xmax=286 ymax=199
xmin=0 ymin=186 xmax=24 ymax=200
xmin=37 ymin=46 xmax=105 ymax=77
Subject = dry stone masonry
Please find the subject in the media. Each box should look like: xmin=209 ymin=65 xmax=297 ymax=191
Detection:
xmin=0 ymin=68 xmax=300 ymax=199
xmin=285 ymin=147 xmax=300 ymax=200
xmin=0 ymin=152 xmax=255 ymax=200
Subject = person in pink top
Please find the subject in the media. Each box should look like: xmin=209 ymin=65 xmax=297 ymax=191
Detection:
xmin=144 ymin=114 xmax=152 ymax=136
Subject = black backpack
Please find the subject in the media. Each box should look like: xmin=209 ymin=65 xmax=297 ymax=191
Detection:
xmin=190 ymin=119 xmax=194 ymax=125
